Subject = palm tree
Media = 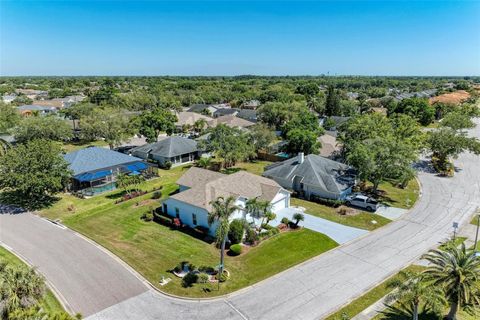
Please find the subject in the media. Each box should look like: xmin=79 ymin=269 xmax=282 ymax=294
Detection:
xmin=208 ymin=196 xmax=238 ymax=286
xmin=245 ymin=198 xmax=262 ymax=225
xmin=0 ymin=263 xmax=46 ymax=317
xmin=385 ymin=270 xmax=446 ymax=320
xmin=257 ymin=200 xmax=271 ymax=226
xmin=193 ymin=119 xmax=207 ymax=134
xmin=196 ymin=156 xmax=212 ymax=169
xmin=116 ymin=173 xmax=132 ymax=195
xmin=292 ymin=212 xmax=305 ymax=227
xmin=265 ymin=211 xmax=276 ymax=224
xmin=422 ymin=244 xmax=480 ymax=320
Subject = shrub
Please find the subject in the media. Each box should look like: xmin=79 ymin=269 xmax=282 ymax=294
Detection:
xmin=182 ymin=272 xmax=198 ymax=287
xmin=216 ymin=271 xmax=228 ymax=282
xmin=173 ymin=262 xmax=183 ymax=273
xmin=268 ymin=228 xmax=280 ymax=236
xmin=198 ymin=265 xmax=215 ymax=273
xmin=230 ymin=244 xmax=242 ymax=256
xmin=281 ymin=217 xmax=290 ymax=225
xmin=142 ymin=211 xmax=154 ymax=222
xmin=310 ymin=195 xmax=344 ymax=208
xmin=245 ymin=228 xmax=258 ymax=244
xmin=196 ymin=272 xmax=210 ymax=284
xmin=162 ymin=161 xmax=172 ymax=170
xmin=154 ymin=213 xmax=172 ymax=226
xmin=292 ymin=212 xmax=305 ymax=227
xmin=194 ymin=225 xmax=210 ymax=235
xmin=228 ymin=219 xmax=245 ymax=244
xmin=261 ymin=223 xmax=273 ymax=230
xmin=151 ymin=191 xmax=162 ymax=199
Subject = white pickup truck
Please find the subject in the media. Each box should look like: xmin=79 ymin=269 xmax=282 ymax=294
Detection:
xmin=345 ymin=194 xmax=379 ymax=212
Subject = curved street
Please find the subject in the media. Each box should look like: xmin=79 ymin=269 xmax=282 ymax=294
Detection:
xmin=1 ymin=121 xmax=479 ymax=320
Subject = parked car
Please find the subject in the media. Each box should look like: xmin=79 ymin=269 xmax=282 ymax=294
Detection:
xmin=345 ymin=194 xmax=379 ymax=212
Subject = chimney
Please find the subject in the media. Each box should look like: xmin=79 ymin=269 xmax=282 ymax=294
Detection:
xmin=298 ymin=152 xmax=304 ymax=164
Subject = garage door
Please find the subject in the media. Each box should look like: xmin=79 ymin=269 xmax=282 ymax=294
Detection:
xmin=271 ymin=197 xmax=288 ymax=212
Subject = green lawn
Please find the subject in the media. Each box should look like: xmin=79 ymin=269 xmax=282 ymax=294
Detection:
xmin=0 ymin=246 xmax=65 ymax=314
xmin=40 ymin=164 xmax=337 ymax=297
xmin=291 ymin=198 xmax=391 ymax=231
xmin=221 ymin=160 xmax=273 ymax=176
xmin=325 ymin=265 xmax=426 ymax=320
xmin=61 ymin=140 xmax=110 ymax=153
xmin=372 ymin=179 xmax=420 ymax=209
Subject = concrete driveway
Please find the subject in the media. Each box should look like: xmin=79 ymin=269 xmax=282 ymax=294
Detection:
xmin=272 ymin=207 xmax=369 ymax=244
xmin=2 ymin=120 xmax=480 ymax=320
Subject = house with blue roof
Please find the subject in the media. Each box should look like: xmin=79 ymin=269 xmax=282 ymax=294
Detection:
xmin=64 ymin=147 xmax=150 ymax=195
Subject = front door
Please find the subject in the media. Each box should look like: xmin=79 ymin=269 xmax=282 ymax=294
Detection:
xmin=163 ymin=203 xmax=168 ymax=214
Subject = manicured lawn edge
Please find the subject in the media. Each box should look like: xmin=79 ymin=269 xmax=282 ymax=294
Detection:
xmin=65 ymin=219 xmax=338 ymax=300
xmin=0 ymin=244 xmax=69 ymax=314
xmin=324 ymin=265 xmax=426 ymax=320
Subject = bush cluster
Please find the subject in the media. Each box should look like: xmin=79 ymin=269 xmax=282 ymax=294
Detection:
xmin=228 ymin=219 xmax=245 ymax=244
xmin=182 ymin=272 xmax=198 ymax=287
xmin=229 ymin=244 xmax=242 ymax=256
xmin=141 ymin=211 xmax=154 ymax=222
xmin=245 ymin=228 xmax=258 ymax=244
xmin=196 ymin=272 xmax=210 ymax=284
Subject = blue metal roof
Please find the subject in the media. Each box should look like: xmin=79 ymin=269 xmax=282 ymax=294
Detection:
xmin=64 ymin=147 xmax=145 ymax=176
xmin=123 ymin=161 xmax=149 ymax=172
xmin=75 ymin=170 xmax=113 ymax=182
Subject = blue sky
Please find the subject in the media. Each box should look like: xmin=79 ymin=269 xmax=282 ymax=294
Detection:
xmin=1 ymin=1 xmax=479 ymax=76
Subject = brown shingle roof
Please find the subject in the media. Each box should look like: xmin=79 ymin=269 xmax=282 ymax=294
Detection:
xmin=210 ymin=115 xmax=255 ymax=128
xmin=175 ymin=112 xmax=214 ymax=127
xmin=171 ymin=167 xmax=283 ymax=211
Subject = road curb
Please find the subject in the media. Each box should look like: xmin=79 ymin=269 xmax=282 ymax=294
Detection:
xmin=0 ymin=241 xmax=75 ymax=316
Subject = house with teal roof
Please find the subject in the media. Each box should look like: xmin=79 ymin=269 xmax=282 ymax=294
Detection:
xmin=64 ymin=146 xmax=150 ymax=195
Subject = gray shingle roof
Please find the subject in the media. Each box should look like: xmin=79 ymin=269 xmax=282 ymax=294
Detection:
xmin=131 ymin=136 xmax=197 ymax=158
xmin=64 ymin=147 xmax=142 ymax=175
xmin=263 ymin=154 xmax=353 ymax=194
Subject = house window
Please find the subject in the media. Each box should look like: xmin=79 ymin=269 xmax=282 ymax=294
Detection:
xmin=300 ymin=183 xmax=304 ymax=190
xmin=192 ymin=213 xmax=197 ymax=225
xmin=175 ymin=207 xmax=180 ymax=218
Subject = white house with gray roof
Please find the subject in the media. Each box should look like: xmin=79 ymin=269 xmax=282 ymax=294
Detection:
xmin=161 ymin=167 xmax=290 ymax=236
xmin=130 ymin=136 xmax=198 ymax=167
xmin=263 ymin=153 xmax=355 ymax=200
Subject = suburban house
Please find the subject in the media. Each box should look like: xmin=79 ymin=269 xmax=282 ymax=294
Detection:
xmin=15 ymin=89 xmax=48 ymax=100
xmin=175 ymin=112 xmax=214 ymax=130
xmin=130 ymin=136 xmax=198 ymax=167
xmin=2 ymin=94 xmax=16 ymax=104
xmin=237 ymin=109 xmax=258 ymax=123
xmin=263 ymin=153 xmax=355 ymax=200
xmin=161 ymin=167 xmax=291 ymax=235
xmin=212 ymin=108 xmax=239 ymax=118
xmin=17 ymin=105 xmax=57 ymax=116
xmin=241 ymin=99 xmax=261 ymax=109
xmin=210 ymin=115 xmax=255 ymax=129
xmin=64 ymin=147 xmax=149 ymax=195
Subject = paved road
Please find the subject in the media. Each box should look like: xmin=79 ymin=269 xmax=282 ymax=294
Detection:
xmin=1 ymin=120 xmax=480 ymax=320
xmin=0 ymin=211 xmax=148 ymax=317
xmin=273 ymin=207 xmax=369 ymax=244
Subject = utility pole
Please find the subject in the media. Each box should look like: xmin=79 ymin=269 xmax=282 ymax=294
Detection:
xmin=474 ymin=214 xmax=480 ymax=254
